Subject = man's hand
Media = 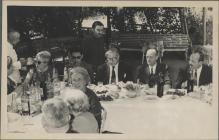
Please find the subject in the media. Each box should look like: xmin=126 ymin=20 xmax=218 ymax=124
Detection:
xmin=7 ymin=56 xmax=12 ymax=67
xmin=19 ymin=58 xmax=27 ymax=67
xmin=14 ymin=85 xmax=24 ymax=98
xmin=164 ymin=84 xmax=171 ymax=91
xmin=181 ymin=81 xmax=187 ymax=89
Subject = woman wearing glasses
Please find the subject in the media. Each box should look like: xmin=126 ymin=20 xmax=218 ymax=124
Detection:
xmin=23 ymin=51 xmax=59 ymax=100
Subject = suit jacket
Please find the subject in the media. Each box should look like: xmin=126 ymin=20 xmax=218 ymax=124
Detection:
xmin=82 ymin=34 xmax=106 ymax=67
xmin=96 ymin=61 xmax=133 ymax=85
xmin=85 ymin=88 xmax=103 ymax=131
xmin=175 ymin=64 xmax=212 ymax=88
xmin=135 ymin=62 xmax=171 ymax=87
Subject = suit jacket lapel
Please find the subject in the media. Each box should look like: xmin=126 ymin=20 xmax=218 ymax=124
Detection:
xmin=199 ymin=65 xmax=204 ymax=85
xmin=105 ymin=64 xmax=110 ymax=84
xmin=155 ymin=63 xmax=160 ymax=74
xmin=144 ymin=64 xmax=150 ymax=77
xmin=118 ymin=62 xmax=123 ymax=81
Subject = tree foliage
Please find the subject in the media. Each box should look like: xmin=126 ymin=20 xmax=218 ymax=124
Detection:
xmin=8 ymin=6 xmax=212 ymax=45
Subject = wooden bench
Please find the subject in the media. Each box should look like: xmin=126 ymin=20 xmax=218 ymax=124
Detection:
xmin=110 ymin=33 xmax=190 ymax=60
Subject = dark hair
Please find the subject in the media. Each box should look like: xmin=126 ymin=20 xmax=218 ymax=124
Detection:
xmin=192 ymin=48 xmax=204 ymax=62
xmin=145 ymin=43 xmax=159 ymax=55
xmin=67 ymin=46 xmax=83 ymax=56
xmin=92 ymin=21 xmax=104 ymax=29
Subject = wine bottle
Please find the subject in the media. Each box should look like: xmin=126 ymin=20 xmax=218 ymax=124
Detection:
xmin=21 ymin=86 xmax=31 ymax=116
xmin=157 ymin=72 xmax=164 ymax=98
xmin=187 ymin=66 xmax=194 ymax=93
xmin=46 ymin=73 xmax=54 ymax=99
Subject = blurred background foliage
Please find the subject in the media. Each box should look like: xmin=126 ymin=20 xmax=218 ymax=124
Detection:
xmin=8 ymin=7 xmax=213 ymax=45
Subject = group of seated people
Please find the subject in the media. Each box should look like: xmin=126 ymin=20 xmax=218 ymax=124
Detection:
xmin=8 ymin=50 xmax=105 ymax=133
xmin=7 ymin=40 xmax=212 ymax=133
xmin=63 ymin=42 xmax=212 ymax=89
xmin=41 ymin=88 xmax=101 ymax=133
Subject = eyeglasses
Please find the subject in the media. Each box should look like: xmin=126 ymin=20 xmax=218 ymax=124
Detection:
xmin=72 ymin=56 xmax=81 ymax=59
xmin=37 ymin=61 xmax=49 ymax=65
xmin=107 ymin=57 xmax=118 ymax=61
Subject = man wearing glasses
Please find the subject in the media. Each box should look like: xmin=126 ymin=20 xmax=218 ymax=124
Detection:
xmin=64 ymin=47 xmax=94 ymax=83
xmin=96 ymin=47 xmax=133 ymax=85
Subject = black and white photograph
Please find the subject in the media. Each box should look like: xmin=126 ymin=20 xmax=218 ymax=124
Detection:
xmin=1 ymin=0 xmax=218 ymax=139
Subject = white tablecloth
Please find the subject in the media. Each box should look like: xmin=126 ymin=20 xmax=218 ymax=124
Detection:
xmin=7 ymin=95 xmax=217 ymax=139
xmin=101 ymin=96 xmax=217 ymax=138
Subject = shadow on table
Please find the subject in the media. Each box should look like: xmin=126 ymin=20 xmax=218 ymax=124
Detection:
xmin=102 ymin=131 xmax=123 ymax=134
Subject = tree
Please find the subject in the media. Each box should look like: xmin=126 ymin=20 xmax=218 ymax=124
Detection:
xmin=185 ymin=7 xmax=213 ymax=45
xmin=8 ymin=6 xmax=82 ymax=40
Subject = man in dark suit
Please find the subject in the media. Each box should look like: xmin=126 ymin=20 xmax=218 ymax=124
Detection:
xmin=175 ymin=49 xmax=212 ymax=88
xmin=64 ymin=46 xmax=94 ymax=83
xmin=82 ymin=21 xmax=107 ymax=69
xmin=96 ymin=47 xmax=133 ymax=85
xmin=135 ymin=48 xmax=171 ymax=90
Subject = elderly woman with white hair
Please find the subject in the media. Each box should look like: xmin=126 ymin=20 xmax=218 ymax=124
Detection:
xmin=41 ymin=96 xmax=77 ymax=133
xmin=61 ymin=88 xmax=99 ymax=133
xmin=24 ymin=50 xmax=59 ymax=100
xmin=67 ymin=66 xmax=105 ymax=132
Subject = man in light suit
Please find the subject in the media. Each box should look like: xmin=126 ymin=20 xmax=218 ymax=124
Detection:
xmin=7 ymin=29 xmax=26 ymax=84
xmin=96 ymin=47 xmax=133 ymax=85
xmin=175 ymin=49 xmax=212 ymax=88
xmin=135 ymin=48 xmax=171 ymax=90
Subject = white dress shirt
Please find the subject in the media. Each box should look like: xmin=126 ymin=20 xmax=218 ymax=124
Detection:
xmin=194 ymin=65 xmax=202 ymax=86
xmin=109 ymin=63 xmax=119 ymax=84
xmin=8 ymin=42 xmax=21 ymax=84
xmin=148 ymin=63 xmax=157 ymax=75
xmin=8 ymin=42 xmax=21 ymax=69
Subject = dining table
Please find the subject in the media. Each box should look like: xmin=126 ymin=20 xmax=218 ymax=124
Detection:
xmin=101 ymin=95 xmax=217 ymax=139
xmin=6 ymin=83 xmax=218 ymax=139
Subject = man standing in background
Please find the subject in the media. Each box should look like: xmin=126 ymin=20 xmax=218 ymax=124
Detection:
xmin=82 ymin=21 xmax=107 ymax=70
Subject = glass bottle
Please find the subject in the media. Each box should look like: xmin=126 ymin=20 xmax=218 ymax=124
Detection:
xmin=46 ymin=73 xmax=54 ymax=99
xmin=187 ymin=66 xmax=194 ymax=93
xmin=157 ymin=72 xmax=164 ymax=98
xmin=21 ymin=85 xmax=31 ymax=116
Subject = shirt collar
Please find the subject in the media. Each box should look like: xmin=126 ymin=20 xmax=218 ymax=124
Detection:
xmin=148 ymin=63 xmax=157 ymax=70
xmin=110 ymin=63 xmax=119 ymax=69
xmin=196 ymin=65 xmax=202 ymax=74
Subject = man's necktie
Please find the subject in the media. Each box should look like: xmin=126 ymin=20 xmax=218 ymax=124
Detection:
xmin=151 ymin=68 xmax=153 ymax=75
xmin=111 ymin=66 xmax=116 ymax=84
xmin=149 ymin=67 xmax=155 ymax=87
xmin=194 ymin=70 xmax=197 ymax=86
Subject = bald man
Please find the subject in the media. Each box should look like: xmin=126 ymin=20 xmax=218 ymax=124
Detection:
xmin=135 ymin=48 xmax=171 ymax=90
xmin=7 ymin=30 xmax=25 ymax=84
